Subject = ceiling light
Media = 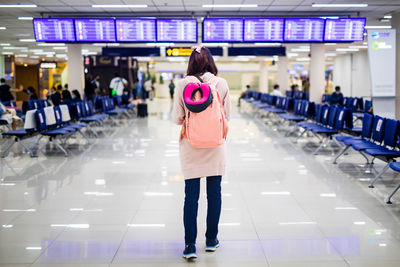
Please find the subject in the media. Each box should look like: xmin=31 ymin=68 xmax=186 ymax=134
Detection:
xmin=0 ymin=4 xmax=37 ymax=8
xmin=325 ymin=53 xmax=337 ymax=57
xmin=202 ymin=4 xmax=258 ymax=8
xmin=336 ymin=48 xmax=359 ymax=52
xmin=0 ymin=27 xmax=6 ymax=30
xmin=365 ymin=25 xmax=392 ymax=29
xmin=287 ymin=53 xmax=299 ymax=58
xmin=325 ymin=43 xmax=337 ymax=46
xmin=319 ymin=16 xmax=339 ymax=19
xmin=2 ymin=52 xmax=13 ymax=55
xmin=53 ymin=47 xmax=67 ymax=50
xmin=312 ymin=3 xmax=368 ymax=8
xmin=0 ymin=43 xmax=10 ymax=46
xmin=3 ymin=46 xmax=28 ymax=50
xmin=384 ymin=15 xmax=392 ymax=19
xmin=16 ymin=54 xmax=28 ymax=57
xmin=92 ymin=4 xmax=148 ymax=8
xmin=18 ymin=17 xmax=33 ymax=20
xmin=19 ymin=39 xmax=35 ymax=42
xmin=92 ymin=43 xmax=120 ymax=46
xmin=380 ymin=19 xmax=390 ymax=22
xmin=296 ymin=57 xmax=311 ymax=61
xmin=349 ymin=45 xmax=368 ymax=49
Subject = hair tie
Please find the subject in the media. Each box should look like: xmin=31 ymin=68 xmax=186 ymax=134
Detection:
xmin=193 ymin=46 xmax=202 ymax=54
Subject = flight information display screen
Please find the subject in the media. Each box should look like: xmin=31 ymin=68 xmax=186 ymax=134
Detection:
xmin=116 ymin=18 xmax=156 ymax=42
xmin=284 ymin=18 xmax=325 ymax=42
xmin=324 ymin=18 xmax=366 ymax=42
xmin=203 ymin=18 xmax=243 ymax=42
xmin=156 ymin=19 xmax=197 ymax=42
xmin=33 ymin=18 xmax=75 ymax=42
xmin=75 ymin=18 xmax=116 ymax=42
xmin=244 ymin=18 xmax=284 ymax=42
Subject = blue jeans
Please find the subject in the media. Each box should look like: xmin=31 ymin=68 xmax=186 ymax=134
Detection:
xmin=184 ymin=176 xmax=222 ymax=245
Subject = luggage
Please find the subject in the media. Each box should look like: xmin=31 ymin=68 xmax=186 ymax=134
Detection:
xmin=137 ymin=103 xmax=148 ymax=117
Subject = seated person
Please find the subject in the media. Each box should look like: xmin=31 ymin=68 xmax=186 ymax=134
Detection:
xmin=272 ymin=84 xmax=283 ymax=96
xmin=71 ymin=90 xmax=82 ymax=102
xmin=238 ymin=85 xmax=251 ymax=107
xmin=122 ymin=88 xmax=133 ymax=105
xmin=329 ymin=86 xmax=344 ymax=106
xmin=61 ymin=90 xmax=73 ymax=105
xmin=0 ymin=101 xmax=21 ymax=130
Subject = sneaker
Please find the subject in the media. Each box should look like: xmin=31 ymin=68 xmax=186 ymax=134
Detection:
xmin=183 ymin=244 xmax=197 ymax=260
xmin=205 ymin=239 xmax=220 ymax=252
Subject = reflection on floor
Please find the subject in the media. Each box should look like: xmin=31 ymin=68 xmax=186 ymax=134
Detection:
xmin=1 ymin=99 xmax=400 ymax=267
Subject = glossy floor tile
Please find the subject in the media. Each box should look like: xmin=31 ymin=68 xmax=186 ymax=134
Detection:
xmin=1 ymin=98 xmax=400 ymax=266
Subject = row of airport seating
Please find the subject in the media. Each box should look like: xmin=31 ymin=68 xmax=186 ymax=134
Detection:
xmin=1 ymin=96 xmax=135 ymax=158
xmin=243 ymin=91 xmax=400 ymax=204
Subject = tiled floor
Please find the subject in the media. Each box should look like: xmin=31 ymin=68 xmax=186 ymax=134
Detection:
xmin=1 ymin=99 xmax=400 ymax=266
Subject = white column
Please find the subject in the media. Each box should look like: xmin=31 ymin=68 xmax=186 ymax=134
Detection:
xmin=67 ymin=44 xmax=84 ymax=94
xmin=259 ymin=61 xmax=269 ymax=92
xmin=0 ymin=55 xmax=4 ymax=78
xmin=277 ymin=56 xmax=288 ymax=93
xmin=309 ymin=43 xmax=325 ymax=103
xmin=393 ymin=12 xmax=400 ymax=119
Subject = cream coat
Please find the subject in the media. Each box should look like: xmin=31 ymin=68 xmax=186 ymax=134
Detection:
xmin=172 ymin=72 xmax=231 ymax=180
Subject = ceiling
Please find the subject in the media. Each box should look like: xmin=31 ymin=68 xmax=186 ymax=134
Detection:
xmin=0 ymin=0 xmax=398 ymax=64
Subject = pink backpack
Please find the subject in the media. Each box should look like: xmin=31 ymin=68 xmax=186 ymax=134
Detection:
xmin=181 ymin=76 xmax=228 ymax=148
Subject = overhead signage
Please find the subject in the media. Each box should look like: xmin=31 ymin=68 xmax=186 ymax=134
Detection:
xmin=166 ymin=47 xmax=193 ymax=57
xmin=33 ymin=18 xmax=75 ymax=42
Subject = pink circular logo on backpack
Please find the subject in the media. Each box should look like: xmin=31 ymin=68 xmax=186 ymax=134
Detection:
xmin=183 ymin=82 xmax=213 ymax=113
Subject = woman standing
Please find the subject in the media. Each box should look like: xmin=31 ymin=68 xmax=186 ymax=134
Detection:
xmin=172 ymin=47 xmax=231 ymax=260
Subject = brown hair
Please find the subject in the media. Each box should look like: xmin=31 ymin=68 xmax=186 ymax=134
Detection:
xmin=186 ymin=47 xmax=218 ymax=76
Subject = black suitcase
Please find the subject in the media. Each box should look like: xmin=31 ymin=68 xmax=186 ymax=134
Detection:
xmin=137 ymin=103 xmax=148 ymax=117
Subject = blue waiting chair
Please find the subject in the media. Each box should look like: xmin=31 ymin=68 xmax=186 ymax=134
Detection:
xmin=333 ymin=113 xmax=374 ymax=164
xmin=387 ymin=162 xmax=400 ymax=204
xmin=365 ymin=119 xmax=400 ymax=189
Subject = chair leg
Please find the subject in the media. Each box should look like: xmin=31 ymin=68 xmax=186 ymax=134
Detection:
xmin=1 ymin=138 xmax=16 ymax=158
xmin=358 ymin=151 xmax=370 ymax=165
xmin=18 ymin=139 xmax=34 ymax=157
xmin=295 ymin=128 xmax=307 ymax=143
xmin=78 ymin=129 xmax=90 ymax=144
xmin=333 ymin=145 xmax=350 ymax=164
xmin=386 ymin=181 xmax=400 ymax=204
xmin=369 ymin=161 xmax=392 ymax=188
xmin=314 ymin=137 xmax=328 ymax=155
xmin=52 ymin=138 xmax=68 ymax=157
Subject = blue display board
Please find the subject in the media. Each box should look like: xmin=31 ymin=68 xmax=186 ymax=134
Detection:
xmin=324 ymin=18 xmax=366 ymax=42
xmin=75 ymin=18 xmax=116 ymax=42
xmin=116 ymin=18 xmax=156 ymax=42
xmin=33 ymin=18 xmax=75 ymax=42
xmin=244 ymin=18 xmax=284 ymax=42
xmin=284 ymin=18 xmax=325 ymax=42
xmin=203 ymin=18 xmax=243 ymax=42
xmin=156 ymin=19 xmax=197 ymax=42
